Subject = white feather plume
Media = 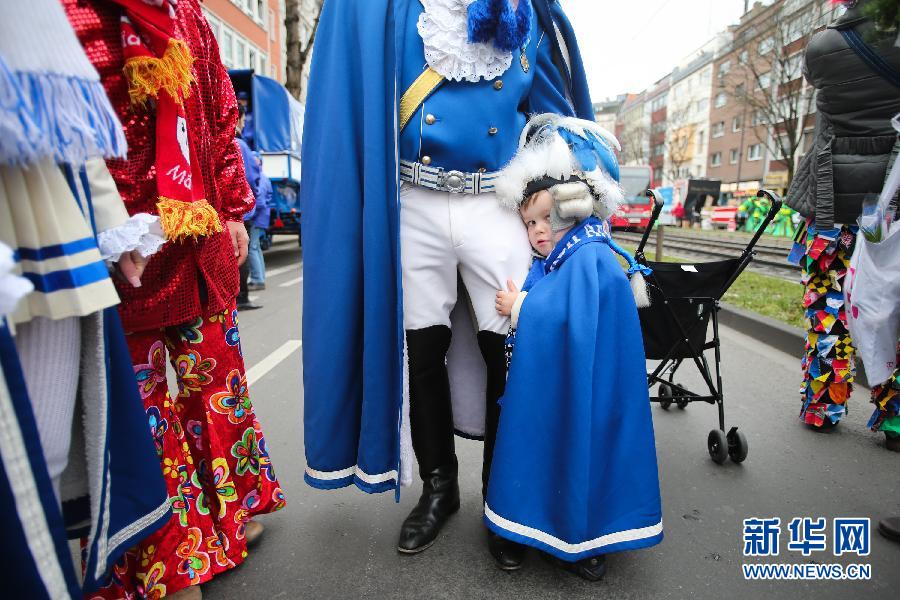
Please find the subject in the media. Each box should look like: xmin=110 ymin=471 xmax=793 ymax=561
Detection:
xmin=630 ymin=272 xmax=651 ymax=308
xmin=495 ymin=135 xmax=574 ymax=211
xmin=584 ymin=168 xmax=625 ymax=220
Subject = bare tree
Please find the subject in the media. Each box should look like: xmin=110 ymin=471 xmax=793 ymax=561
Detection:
xmin=618 ymin=122 xmax=649 ymax=165
xmin=664 ymin=103 xmax=694 ymax=183
xmin=724 ymin=3 xmax=827 ymax=183
xmin=285 ymin=0 xmax=301 ymax=97
xmin=285 ymin=0 xmax=322 ymax=100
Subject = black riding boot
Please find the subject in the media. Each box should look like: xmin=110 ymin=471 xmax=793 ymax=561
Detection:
xmin=478 ymin=330 xmax=527 ymax=571
xmin=398 ymin=326 xmax=460 ymax=554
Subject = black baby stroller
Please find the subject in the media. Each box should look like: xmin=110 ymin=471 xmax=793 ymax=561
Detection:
xmin=633 ymin=189 xmax=782 ymax=465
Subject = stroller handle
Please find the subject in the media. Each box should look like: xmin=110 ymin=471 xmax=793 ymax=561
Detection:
xmin=635 ymin=189 xmax=666 ymax=255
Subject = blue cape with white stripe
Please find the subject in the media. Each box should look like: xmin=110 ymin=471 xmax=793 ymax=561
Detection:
xmin=485 ymin=227 xmax=663 ymax=561
xmin=301 ymin=0 xmax=594 ymax=495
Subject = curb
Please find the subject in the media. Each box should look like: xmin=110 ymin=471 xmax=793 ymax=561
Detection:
xmin=718 ymin=301 xmax=871 ymax=388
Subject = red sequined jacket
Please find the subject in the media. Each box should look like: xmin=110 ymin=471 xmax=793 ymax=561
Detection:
xmin=63 ymin=0 xmax=254 ymax=332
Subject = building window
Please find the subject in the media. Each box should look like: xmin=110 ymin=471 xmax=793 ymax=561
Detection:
xmin=236 ymin=39 xmax=247 ymax=68
xmin=696 ymin=130 xmax=705 ymax=148
xmin=739 ymin=49 xmax=749 ymax=64
xmin=222 ymin=30 xmax=234 ymax=67
xmin=712 ymin=121 xmax=725 ymax=138
xmin=208 ymin=16 xmax=221 ymax=45
xmin=205 ymin=7 xmax=267 ymax=74
xmin=758 ymin=71 xmax=771 ymax=90
xmin=715 ymin=92 xmax=727 ymax=108
xmin=748 ymin=143 xmax=763 ymax=161
xmin=718 ymin=60 xmax=731 ymax=78
xmin=751 ymin=110 xmax=767 ymax=126
xmin=787 ymin=15 xmax=810 ymax=43
xmin=775 ymin=135 xmax=791 ymax=159
xmin=783 ymin=53 xmax=803 ymax=81
xmin=711 ymin=152 xmax=722 ymax=167
xmin=696 ymin=98 xmax=708 ymax=114
xmin=730 ymin=148 xmax=739 ymax=164
xmin=758 ymin=37 xmax=774 ymax=55
xmin=732 ymin=116 xmax=742 ymax=132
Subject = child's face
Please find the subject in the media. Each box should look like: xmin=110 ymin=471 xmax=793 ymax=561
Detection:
xmin=520 ymin=190 xmax=554 ymax=256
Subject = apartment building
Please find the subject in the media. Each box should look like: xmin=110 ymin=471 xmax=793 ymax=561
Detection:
xmin=203 ymin=0 xmax=284 ymax=81
xmin=646 ymin=76 xmax=670 ymax=186
xmin=707 ymin=0 xmax=841 ymax=201
xmin=706 ymin=1 xmax=779 ymax=203
xmin=664 ymin=41 xmax=719 ymax=186
xmin=594 ymin=96 xmax=626 ymax=140
xmin=617 ymin=92 xmax=650 ymax=166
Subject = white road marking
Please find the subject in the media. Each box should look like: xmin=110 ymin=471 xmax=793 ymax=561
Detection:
xmin=279 ymin=275 xmax=304 ymax=288
xmin=266 ymin=263 xmax=301 ymax=278
xmin=246 ymin=340 xmax=302 ymax=386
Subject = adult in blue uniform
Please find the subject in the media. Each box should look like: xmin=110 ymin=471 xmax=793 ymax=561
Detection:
xmin=301 ymin=0 xmax=595 ymax=569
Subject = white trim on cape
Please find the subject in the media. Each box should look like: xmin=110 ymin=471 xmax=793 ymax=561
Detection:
xmin=484 ymin=503 xmax=664 ymax=556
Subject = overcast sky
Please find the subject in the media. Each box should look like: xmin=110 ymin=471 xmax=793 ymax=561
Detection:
xmin=559 ymin=0 xmax=760 ymax=101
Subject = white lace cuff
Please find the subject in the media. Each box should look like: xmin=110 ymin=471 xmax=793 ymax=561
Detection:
xmin=418 ymin=0 xmax=513 ymax=82
xmin=97 ymin=213 xmax=166 ymax=263
xmin=0 ymin=241 xmax=34 ymax=317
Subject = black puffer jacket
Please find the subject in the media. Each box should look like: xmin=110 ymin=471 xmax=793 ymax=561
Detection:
xmin=787 ymin=2 xmax=900 ymax=228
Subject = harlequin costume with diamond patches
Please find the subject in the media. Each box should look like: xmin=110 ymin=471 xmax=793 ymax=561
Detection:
xmin=63 ymin=1 xmax=284 ymax=597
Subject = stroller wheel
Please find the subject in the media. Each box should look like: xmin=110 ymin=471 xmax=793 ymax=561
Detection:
xmin=726 ymin=427 xmax=749 ymax=463
xmin=707 ymin=429 xmax=728 ymax=464
xmin=658 ymin=384 xmax=672 ymax=410
xmin=676 ymin=388 xmax=689 ymax=410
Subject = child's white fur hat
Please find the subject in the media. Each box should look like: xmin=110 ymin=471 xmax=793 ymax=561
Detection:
xmin=495 ymin=114 xmax=624 ymax=221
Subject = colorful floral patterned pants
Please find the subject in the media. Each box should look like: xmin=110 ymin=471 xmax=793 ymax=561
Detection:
xmin=88 ymin=306 xmax=284 ymax=599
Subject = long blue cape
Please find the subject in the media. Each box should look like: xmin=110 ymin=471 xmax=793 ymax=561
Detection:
xmin=484 ymin=238 xmax=663 ymax=561
xmin=301 ymin=0 xmax=595 ymax=495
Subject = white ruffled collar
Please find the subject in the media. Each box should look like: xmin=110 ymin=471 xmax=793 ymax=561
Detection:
xmin=417 ymin=0 xmax=513 ymax=83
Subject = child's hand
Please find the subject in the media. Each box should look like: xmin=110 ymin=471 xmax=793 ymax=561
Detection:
xmin=495 ymin=279 xmax=519 ymax=317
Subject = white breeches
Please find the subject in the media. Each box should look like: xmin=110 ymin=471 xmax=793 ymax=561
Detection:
xmin=400 ymin=184 xmax=532 ymax=334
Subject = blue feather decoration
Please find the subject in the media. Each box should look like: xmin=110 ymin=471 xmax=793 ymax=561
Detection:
xmin=557 ymin=128 xmax=620 ymax=182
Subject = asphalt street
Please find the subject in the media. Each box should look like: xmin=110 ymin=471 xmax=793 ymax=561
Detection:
xmin=203 ymin=238 xmax=900 ymax=599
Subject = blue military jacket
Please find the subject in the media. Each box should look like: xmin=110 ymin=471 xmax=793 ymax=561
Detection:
xmin=399 ymin=0 xmax=574 ymax=173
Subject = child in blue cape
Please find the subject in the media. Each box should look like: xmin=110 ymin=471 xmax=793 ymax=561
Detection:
xmin=487 ymin=114 xmax=663 ymax=582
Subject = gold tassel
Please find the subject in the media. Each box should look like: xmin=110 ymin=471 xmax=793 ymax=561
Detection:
xmin=157 ymin=197 xmax=223 ymax=241
xmin=123 ymin=39 xmax=196 ymax=106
